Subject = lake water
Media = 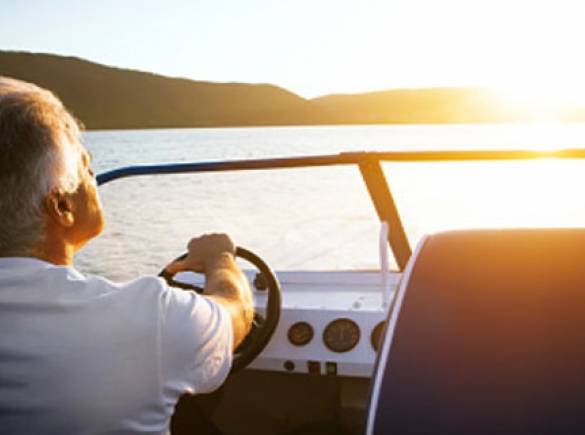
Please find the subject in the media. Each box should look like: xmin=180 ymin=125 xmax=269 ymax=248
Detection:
xmin=76 ymin=123 xmax=585 ymax=280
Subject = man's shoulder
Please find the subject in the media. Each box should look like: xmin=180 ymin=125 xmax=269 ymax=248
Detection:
xmin=0 ymin=257 xmax=168 ymax=303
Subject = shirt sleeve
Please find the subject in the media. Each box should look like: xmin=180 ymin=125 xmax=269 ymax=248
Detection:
xmin=158 ymin=282 xmax=233 ymax=402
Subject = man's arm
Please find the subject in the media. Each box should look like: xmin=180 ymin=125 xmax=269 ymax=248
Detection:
xmin=164 ymin=234 xmax=254 ymax=349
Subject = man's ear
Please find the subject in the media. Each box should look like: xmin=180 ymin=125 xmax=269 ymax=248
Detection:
xmin=45 ymin=189 xmax=74 ymax=227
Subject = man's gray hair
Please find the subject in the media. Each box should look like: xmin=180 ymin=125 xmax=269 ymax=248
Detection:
xmin=0 ymin=76 xmax=84 ymax=255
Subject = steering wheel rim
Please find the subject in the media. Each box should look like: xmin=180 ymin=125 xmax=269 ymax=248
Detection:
xmin=159 ymin=246 xmax=281 ymax=372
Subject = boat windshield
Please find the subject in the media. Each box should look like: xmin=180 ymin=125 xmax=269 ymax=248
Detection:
xmin=78 ymin=149 xmax=585 ymax=280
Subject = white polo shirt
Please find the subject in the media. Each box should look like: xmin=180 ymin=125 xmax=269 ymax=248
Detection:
xmin=0 ymin=257 xmax=233 ymax=434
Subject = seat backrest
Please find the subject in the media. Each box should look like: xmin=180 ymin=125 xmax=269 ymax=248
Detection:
xmin=367 ymin=228 xmax=585 ymax=435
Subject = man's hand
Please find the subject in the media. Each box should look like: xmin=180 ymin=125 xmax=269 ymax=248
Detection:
xmin=165 ymin=234 xmax=236 ymax=275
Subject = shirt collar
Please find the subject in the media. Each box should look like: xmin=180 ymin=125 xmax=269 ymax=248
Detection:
xmin=0 ymin=257 xmax=55 ymax=271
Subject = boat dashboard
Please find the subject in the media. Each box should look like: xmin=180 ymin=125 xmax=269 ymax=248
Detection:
xmin=247 ymin=269 xmax=399 ymax=378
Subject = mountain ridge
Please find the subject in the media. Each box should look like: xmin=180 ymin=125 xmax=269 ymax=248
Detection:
xmin=1 ymin=51 xmax=582 ymax=129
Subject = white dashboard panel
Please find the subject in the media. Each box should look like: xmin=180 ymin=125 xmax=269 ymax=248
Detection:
xmin=248 ymin=270 xmax=401 ymax=377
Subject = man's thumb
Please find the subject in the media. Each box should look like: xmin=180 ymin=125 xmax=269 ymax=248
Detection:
xmin=165 ymin=259 xmax=187 ymax=275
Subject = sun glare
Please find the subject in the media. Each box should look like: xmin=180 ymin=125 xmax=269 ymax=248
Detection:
xmin=499 ymin=82 xmax=585 ymax=120
xmin=416 ymin=158 xmax=585 ymax=238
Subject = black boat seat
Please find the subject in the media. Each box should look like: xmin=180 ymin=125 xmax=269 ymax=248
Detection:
xmin=366 ymin=228 xmax=585 ymax=435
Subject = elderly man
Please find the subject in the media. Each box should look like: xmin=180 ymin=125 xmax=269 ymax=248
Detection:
xmin=0 ymin=76 xmax=254 ymax=433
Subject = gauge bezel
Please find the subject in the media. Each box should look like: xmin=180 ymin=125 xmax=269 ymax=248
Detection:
xmin=322 ymin=318 xmax=361 ymax=353
xmin=287 ymin=321 xmax=314 ymax=346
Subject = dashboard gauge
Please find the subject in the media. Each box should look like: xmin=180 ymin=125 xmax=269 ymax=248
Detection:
xmin=370 ymin=321 xmax=386 ymax=352
xmin=323 ymin=318 xmax=360 ymax=353
xmin=288 ymin=321 xmax=314 ymax=346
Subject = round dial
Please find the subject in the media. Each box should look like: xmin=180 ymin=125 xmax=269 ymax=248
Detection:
xmin=288 ymin=321 xmax=314 ymax=346
xmin=370 ymin=321 xmax=386 ymax=352
xmin=323 ymin=318 xmax=360 ymax=353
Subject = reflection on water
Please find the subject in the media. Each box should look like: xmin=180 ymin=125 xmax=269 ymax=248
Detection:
xmin=77 ymin=124 xmax=585 ymax=280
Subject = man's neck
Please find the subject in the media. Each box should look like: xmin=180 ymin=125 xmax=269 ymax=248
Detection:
xmin=34 ymin=233 xmax=75 ymax=266
xmin=36 ymin=248 xmax=74 ymax=266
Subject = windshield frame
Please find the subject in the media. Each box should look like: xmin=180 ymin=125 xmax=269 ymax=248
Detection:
xmin=97 ymin=148 xmax=585 ymax=271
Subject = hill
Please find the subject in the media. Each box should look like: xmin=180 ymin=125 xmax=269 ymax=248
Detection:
xmin=1 ymin=51 xmax=580 ymax=129
xmin=0 ymin=51 xmax=325 ymax=129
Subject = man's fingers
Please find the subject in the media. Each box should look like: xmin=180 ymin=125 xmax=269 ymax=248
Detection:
xmin=166 ymin=234 xmax=235 ymax=277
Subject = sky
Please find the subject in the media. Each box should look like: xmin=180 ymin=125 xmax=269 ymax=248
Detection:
xmin=2 ymin=0 xmax=585 ymax=103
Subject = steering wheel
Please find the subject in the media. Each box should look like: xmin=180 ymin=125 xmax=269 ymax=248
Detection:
xmin=159 ymin=247 xmax=281 ymax=372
